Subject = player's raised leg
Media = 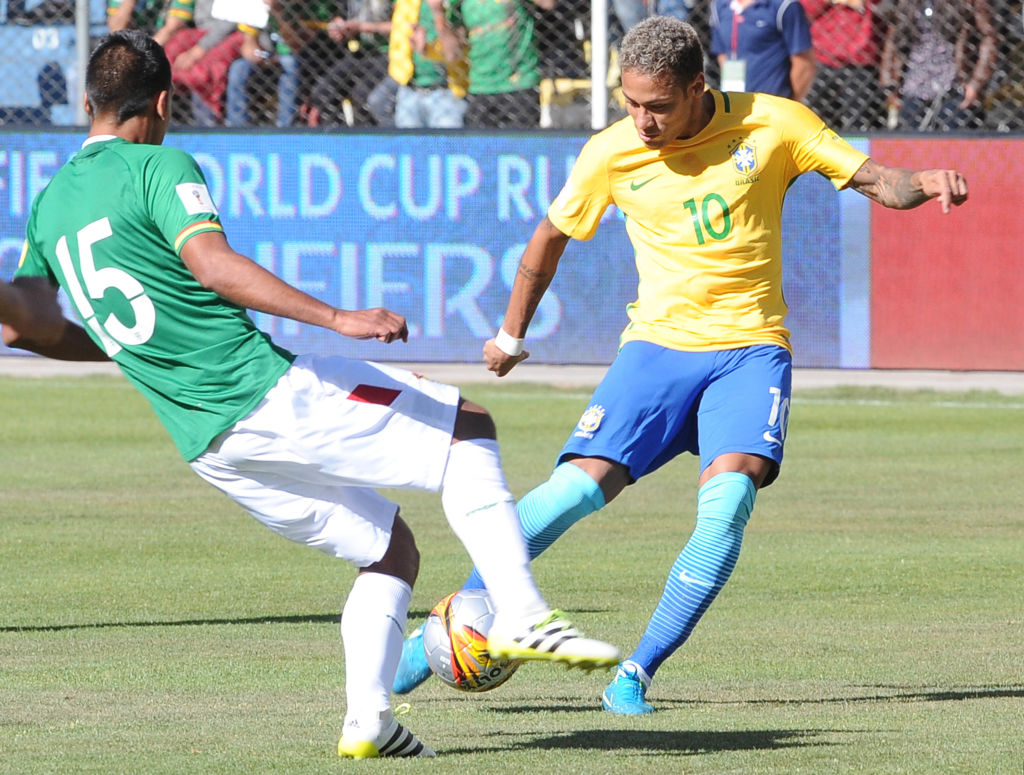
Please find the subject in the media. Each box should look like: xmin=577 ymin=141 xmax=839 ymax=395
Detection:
xmin=394 ymin=460 xmax=608 ymax=692
xmin=464 ymin=460 xmax=607 ymax=588
xmin=438 ymin=401 xmax=619 ymax=669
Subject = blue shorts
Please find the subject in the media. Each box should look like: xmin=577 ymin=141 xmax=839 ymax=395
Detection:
xmin=559 ymin=341 xmax=792 ymax=486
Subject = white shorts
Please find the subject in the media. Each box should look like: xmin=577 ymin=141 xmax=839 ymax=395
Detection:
xmin=190 ymin=354 xmax=460 ymax=566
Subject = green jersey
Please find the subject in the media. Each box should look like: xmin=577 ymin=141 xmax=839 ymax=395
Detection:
xmin=448 ymin=0 xmax=539 ymax=94
xmin=106 ymin=0 xmax=192 ymax=34
xmin=410 ymin=0 xmax=447 ymax=89
xmin=17 ymin=138 xmax=294 ymax=461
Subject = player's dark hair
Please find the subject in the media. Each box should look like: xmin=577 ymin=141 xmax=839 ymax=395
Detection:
xmin=619 ymin=16 xmax=705 ymax=87
xmin=86 ymin=30 xmax=171 ymax=124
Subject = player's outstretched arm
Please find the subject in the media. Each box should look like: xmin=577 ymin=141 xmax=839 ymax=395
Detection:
xmin=1 ymin=274 xmax=107 ymax=360
xmin=483 ymin=216 xmax=570 ymax=377
xmin=0 ymin=277 xmax=106 ymax=360
xmin=848 ymin=159 xmax=969 ymax=214
xmin=181 ymin=231 xmax=408 ymax=344
xmin=0 ymin=278 xmax=66 ymax=345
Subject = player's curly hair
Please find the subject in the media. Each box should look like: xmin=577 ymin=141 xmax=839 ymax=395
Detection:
xmin=86 ymin=30 xmax=171 ymax=124
xmin=619 ymin=16 xmax=705 ymax=86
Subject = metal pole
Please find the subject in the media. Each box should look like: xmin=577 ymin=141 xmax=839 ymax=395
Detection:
xmin=75 ymin=0 xmax=90 ymax=125
xmin=590 ymin=0 xmax=608 ymax=130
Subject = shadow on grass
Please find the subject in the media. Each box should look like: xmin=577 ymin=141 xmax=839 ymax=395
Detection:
xmin=2 ymin=608 xmax=609 ymax=633
xmin=700 ymin=685 xmax=1024 ymax=706
xmin=0 ymin=613 xmax=339 ymax=632
xmin=489 ymin=684 xmax=1024 ymax=718
xmin=444 ymin=727 xmax=834 ymax=755
xmin=2 ymin=607 xmax=613 ymax=633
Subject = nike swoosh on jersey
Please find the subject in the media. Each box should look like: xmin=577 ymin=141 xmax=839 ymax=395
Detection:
xmin=630 ymin=175 xmax=660 ymax=190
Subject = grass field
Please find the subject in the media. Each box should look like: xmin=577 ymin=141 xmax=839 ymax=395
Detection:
xmin=1 ymin=374 xmax=1022 ymax=774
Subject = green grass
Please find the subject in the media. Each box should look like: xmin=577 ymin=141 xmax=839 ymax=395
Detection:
xmin=1 ymin=376 xmax=1022 ymax=774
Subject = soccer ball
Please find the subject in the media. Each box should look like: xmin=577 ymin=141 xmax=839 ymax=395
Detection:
xmin=422 ymin=589 xmax=521 ymax=692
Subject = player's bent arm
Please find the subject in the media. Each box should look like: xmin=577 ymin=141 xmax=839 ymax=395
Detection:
xmin=0 ymin=277 xmax=81 ymax=352
xmin=848 ymin=158 xmax=969 ymax=214
xmin=2 ymin=280 xmax=108 ymax=360
xmin=180 ymin=231 xmax=409 ymax=343
xmin=0 ymin=282 xmax=30 ymax=327
xmin=3 ymin=321 xmax=109 ymax=361
xmin=501 ymin=216 xmax=570 ymax=338
xmin=483 ymin=217 xmax=570 ymax=376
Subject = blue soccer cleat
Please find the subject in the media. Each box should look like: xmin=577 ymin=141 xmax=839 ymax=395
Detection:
xmin=601 ymin=663 xmax=655 ymax=714
xmin=392 ymin=623 xmax=432 ymax=694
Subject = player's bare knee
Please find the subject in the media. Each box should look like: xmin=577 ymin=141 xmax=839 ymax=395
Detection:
xmin=452 ymin=399 xmax=496 ymax=442
xmin=365 ymin=514 xmax=419 ymax=587
xmin=565 ymin=456 xmax=629 ymax=504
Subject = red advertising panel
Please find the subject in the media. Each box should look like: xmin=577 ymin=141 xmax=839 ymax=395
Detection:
xmin=870 ymin=138 xmax=1024 ymax=370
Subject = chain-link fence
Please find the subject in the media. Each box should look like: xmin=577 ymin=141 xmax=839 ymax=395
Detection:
xmin=0 ymin=0 xmax=1020 ymax=131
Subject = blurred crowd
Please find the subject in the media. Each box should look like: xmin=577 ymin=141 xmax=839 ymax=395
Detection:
xmin=104 ymin=0 xmax=1023 ymax=131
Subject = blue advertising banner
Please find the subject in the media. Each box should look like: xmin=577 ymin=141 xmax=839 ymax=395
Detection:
xmin=0 ymin=130 xmax=869 ymax=367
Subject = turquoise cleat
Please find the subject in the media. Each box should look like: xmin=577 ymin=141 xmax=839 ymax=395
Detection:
xmin=601 ymin=663 xmax=655 ymax=714
xmin=392 ymin=623 xmax=432 ymax=694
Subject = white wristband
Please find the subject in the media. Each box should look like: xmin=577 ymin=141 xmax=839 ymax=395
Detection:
xmin=494 ymin=328 xmax=525 ymax=356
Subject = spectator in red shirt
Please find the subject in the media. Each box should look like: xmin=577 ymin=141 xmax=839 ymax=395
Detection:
xmin=162 ymin=0 xmax=246 ymax=125
xmin=800 ymin=0 xmax=886 ymax=130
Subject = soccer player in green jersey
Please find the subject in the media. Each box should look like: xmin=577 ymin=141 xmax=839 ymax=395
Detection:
xmin=392 ymin=15 xmax=969 ymax=712
xmin=3 ymin=30 xmax=620 ymax=758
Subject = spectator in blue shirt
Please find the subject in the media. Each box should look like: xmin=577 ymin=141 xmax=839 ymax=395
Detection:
xmin=710 ymin=0 xmax=817 ymax=100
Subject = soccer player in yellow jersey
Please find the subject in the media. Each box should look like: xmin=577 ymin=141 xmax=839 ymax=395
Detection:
xmin=392 ymin=15 xmax=969 ymax=710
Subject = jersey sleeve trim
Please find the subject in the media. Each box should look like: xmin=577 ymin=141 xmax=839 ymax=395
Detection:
xmin=174 ymin=221 xmax=224 ymax=252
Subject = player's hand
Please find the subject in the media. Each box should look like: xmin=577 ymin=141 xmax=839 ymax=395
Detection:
xmin=917 ymin=169 xmax=969 ymax=213
xmin=483 ymin=338 xmax=529 ymax=377
xmin=334 ymin=308 xmax=408 ymax=343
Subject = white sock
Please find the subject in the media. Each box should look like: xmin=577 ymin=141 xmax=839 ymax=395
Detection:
xmin=441 ymin=439 xmax=548 ymax=623
xmin=340 ymin=572 xmax=411 ymax=735
xmin=621 ymin=659 xmax=652 ymax=688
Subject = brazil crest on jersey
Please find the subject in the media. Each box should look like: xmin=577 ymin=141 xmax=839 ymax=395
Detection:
xmin=548 ymin=90 xmax=869 ymax=353
xmin=16 ymin=138 xmax=294 ymax=460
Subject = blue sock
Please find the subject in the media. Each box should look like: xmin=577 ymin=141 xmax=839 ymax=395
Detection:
xmin=462 ymin=462 xmax=606 ymax=590
xmin=627 ymin=471 xmax=756 ymax=677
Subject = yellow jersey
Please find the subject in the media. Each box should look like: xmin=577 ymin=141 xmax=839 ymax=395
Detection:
xmin=548 ymin=90 xmax=869 ymax=353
